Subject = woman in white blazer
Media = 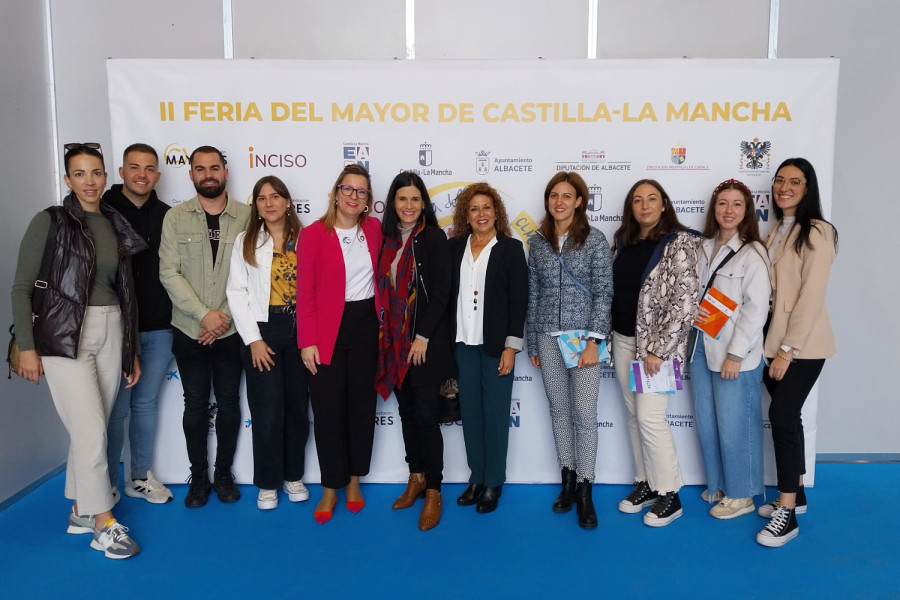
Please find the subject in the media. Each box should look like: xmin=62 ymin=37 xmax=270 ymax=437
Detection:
xmin=690 ymin=179 xmax=770 ymax=521
xmin=226 ymin=175 xmax=310 ymax=510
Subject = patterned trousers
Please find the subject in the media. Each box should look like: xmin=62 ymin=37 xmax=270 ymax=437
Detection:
xmin=536 ymin=334 xmax=601 ymax=482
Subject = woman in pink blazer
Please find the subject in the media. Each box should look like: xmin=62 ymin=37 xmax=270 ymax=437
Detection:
xmin=298 ymin=164 xmax=383 ymax=524
xmin=756 ymin=157 xmax=837 ymax=548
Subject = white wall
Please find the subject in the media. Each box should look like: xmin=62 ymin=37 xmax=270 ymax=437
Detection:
xmin=778 ymin=0 xmax=900 ymax=453
xmin=2 ymin=0 xmax=896 ymax=503
xmin=0 ymin=1 xmax=69 ymax=506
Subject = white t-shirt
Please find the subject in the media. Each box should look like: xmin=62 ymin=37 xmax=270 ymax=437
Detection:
xmin=335 ymin=225 xmax=375 ymax=301
xmin=455 ymin=234 xmax=498 ymax=346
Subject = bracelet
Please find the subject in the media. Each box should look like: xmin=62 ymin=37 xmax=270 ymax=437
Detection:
xmin=775 ymin=349 xmax=794 ymax=363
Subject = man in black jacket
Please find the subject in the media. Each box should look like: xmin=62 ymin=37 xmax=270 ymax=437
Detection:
xmin=104 ymin=143 xmax=175 ymax=504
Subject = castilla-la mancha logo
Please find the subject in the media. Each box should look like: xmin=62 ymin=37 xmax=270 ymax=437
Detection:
xmin=418 ymin=142 xmax=432 ymax=167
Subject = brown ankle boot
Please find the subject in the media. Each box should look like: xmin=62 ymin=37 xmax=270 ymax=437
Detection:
xmin=419 ymin=489 xmax=442 ymax=531
xmin=392 ymin=474 xmax=426 ymax=510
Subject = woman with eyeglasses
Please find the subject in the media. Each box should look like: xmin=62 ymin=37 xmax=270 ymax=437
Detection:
xmin=11 ymin=143 xmax=145 ymax=559
xmin=297 ymin=164 xmax=383 ymax=524
xmin=756 ymin=158 xmax=837 ymax=547
xmin=374 ymin=171 xmax=453 ymax=531
xmin=690 ymin=179 xmax=769 ymax=521
xmin=226 ymin=175 xmax=310 ymax=511
xmin=449 ymin=182 xmax=528 ymax=514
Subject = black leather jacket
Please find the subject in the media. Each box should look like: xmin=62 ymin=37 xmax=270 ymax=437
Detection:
xmin=32 ymin=193 xmax=147 ymax=375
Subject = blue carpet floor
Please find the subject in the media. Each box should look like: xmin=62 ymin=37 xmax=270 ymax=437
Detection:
xmin=1 ymin=463 xmax=897 ymax=599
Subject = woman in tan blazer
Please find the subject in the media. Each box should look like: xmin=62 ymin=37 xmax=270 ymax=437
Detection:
xmin=756 ymin=158 xmax=838 ymax=548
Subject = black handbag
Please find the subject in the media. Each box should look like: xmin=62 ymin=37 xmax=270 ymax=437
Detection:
xmin=438 ymin=378 xmax=461 ymax=423
xmin=7 ymin=209 xmax=57 ymax=379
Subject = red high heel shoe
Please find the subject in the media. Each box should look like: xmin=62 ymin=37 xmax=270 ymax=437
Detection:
xmin=314 ymin=495 xmax=337 ymax=524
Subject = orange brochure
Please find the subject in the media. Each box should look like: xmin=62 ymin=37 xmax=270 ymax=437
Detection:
xmin=693 ymin=286 xmax=738 ymax=339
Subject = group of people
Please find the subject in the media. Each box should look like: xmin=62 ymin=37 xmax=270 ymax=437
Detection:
xmin=11 ymin=140 xmax=836 ymax=559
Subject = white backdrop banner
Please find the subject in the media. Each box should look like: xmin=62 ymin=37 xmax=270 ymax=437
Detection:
xmin=107 ymin=58 xmax=838 ymax=486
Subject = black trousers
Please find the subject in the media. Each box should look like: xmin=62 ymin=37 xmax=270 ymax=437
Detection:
xmin=395 ymin=382 xmax=444 ymax=491
xmin=763 ymin=357 xmax=825 ymax=493
xmin=308 ymin=298 xmax=378 ymax=489
xmin=172 ymin=328 xmax=243 ymax=476
xmin=240 ymin=313 xmax=310 ymax=489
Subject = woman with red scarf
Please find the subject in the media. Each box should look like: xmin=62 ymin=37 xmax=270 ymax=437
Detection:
xmin=375 ymin=172 xmax=453 ymax=531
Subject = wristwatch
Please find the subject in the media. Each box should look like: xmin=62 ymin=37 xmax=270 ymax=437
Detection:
xmin=587 ymin=336 xmax=603 ymax=345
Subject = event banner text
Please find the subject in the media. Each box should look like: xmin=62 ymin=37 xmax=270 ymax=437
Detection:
xmin=158 ymin=100 xmax=792 ymax=124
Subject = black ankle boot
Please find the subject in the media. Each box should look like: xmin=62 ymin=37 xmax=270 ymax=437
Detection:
xmin=553 ymin=468 xmax=577 ymax=513
xmin=575 ymin=480 xmax=598 ymax=529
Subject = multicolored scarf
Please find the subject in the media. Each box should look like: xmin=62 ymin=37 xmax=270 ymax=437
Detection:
xmin=375 ymin=222 xmax=424 ymax=400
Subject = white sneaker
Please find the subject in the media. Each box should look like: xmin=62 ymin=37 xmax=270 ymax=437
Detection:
xmin=258 ymin=488 xmax=279 ymax=510
xmin=90 ymin=519 xmax=140 ymax=559
xmin=283 ymin=480 xmax=310 ymax=502
xmin=709 ymin=496 xmax=755 ymax=519
xmin=125 ymin=470 xmax=174 ymax=504
xmin=701 ymin=489 xmax=724 ymax=503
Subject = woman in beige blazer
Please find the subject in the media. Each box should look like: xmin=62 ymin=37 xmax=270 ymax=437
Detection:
xmin=756 ymin=158 xmax=838 ymax=548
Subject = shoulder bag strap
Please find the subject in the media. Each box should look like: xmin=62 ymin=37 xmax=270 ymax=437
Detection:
xmin=32 ymin=208 xmax=59 ymax=316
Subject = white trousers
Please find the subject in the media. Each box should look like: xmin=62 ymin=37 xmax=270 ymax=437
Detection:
xmin=612 ymin=332 xmax=684 ymax=494
xmin=43 ymin=306 xmax=122 ymax=515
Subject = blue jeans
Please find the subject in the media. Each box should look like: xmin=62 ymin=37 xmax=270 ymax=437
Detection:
xmin=106 ymin=329 xmax=174 ymax=486
xmin=691 ymin=336 xmax=764 ymax=499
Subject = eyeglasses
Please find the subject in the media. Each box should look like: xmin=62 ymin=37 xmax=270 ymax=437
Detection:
xmin=338 ymin=184 xmax=370 ymax=200
xmin=773 ymin=176 xmax=804 ymax=187
xmin=64 ymin=142 xmax=103 ymax=155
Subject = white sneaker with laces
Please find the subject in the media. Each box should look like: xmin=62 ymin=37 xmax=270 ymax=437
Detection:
xmin=709 ymin=496 xmax=755 ymax=519
xmin=90 ymin=519 xmax=140 ymax=559
xmin=258 ymin=488 xmax=279 ymax=510
xmin=283 ymin=480 xmax=310 ymax=502
xmin=125 ymin=470 xmax=174 ymax=504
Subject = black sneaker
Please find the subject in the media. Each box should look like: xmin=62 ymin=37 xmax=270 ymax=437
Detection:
xmin=756 ymin=506 xmax=798 ymax=547
xmin=184 ymin=473 xmax=211 ymax=508
xmin=643 ymin=491 xmax=683 ymax=527
xmin=618 ymin=480 xmax=658 ymax=514
xmin=758 ymin=486 xmax=807 ymax=518
xmin=213 ymin=471 xmax=241 ymax=503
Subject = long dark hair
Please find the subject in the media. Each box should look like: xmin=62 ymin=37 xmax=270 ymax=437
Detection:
xmin=242 ymin=175 xmax=302 ymax=266
xmin=772 ymin=158 xmax=838 ymax=254
xmin=613 ymin=179 xmax=685 ymax=249
xmin=538 ymin=171 xmax=590 ymax=250
xmin=702 ymin=178 xmax=763 ymax=245
xmin=381 ymin=171 xmax=438 ymax=238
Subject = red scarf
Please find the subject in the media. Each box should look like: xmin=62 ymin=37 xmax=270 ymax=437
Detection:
xmin=374 ymin=222 xmax=423 ymax=400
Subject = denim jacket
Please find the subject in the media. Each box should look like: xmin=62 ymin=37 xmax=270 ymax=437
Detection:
xmin=526 ymin=227 xmax=613 ymax=357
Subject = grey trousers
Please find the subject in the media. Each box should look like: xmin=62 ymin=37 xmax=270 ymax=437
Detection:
xmin=43 ymin=306 xmax=122 ymax=515
xmin=536 ymin=334 xmax=601 ymax=482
